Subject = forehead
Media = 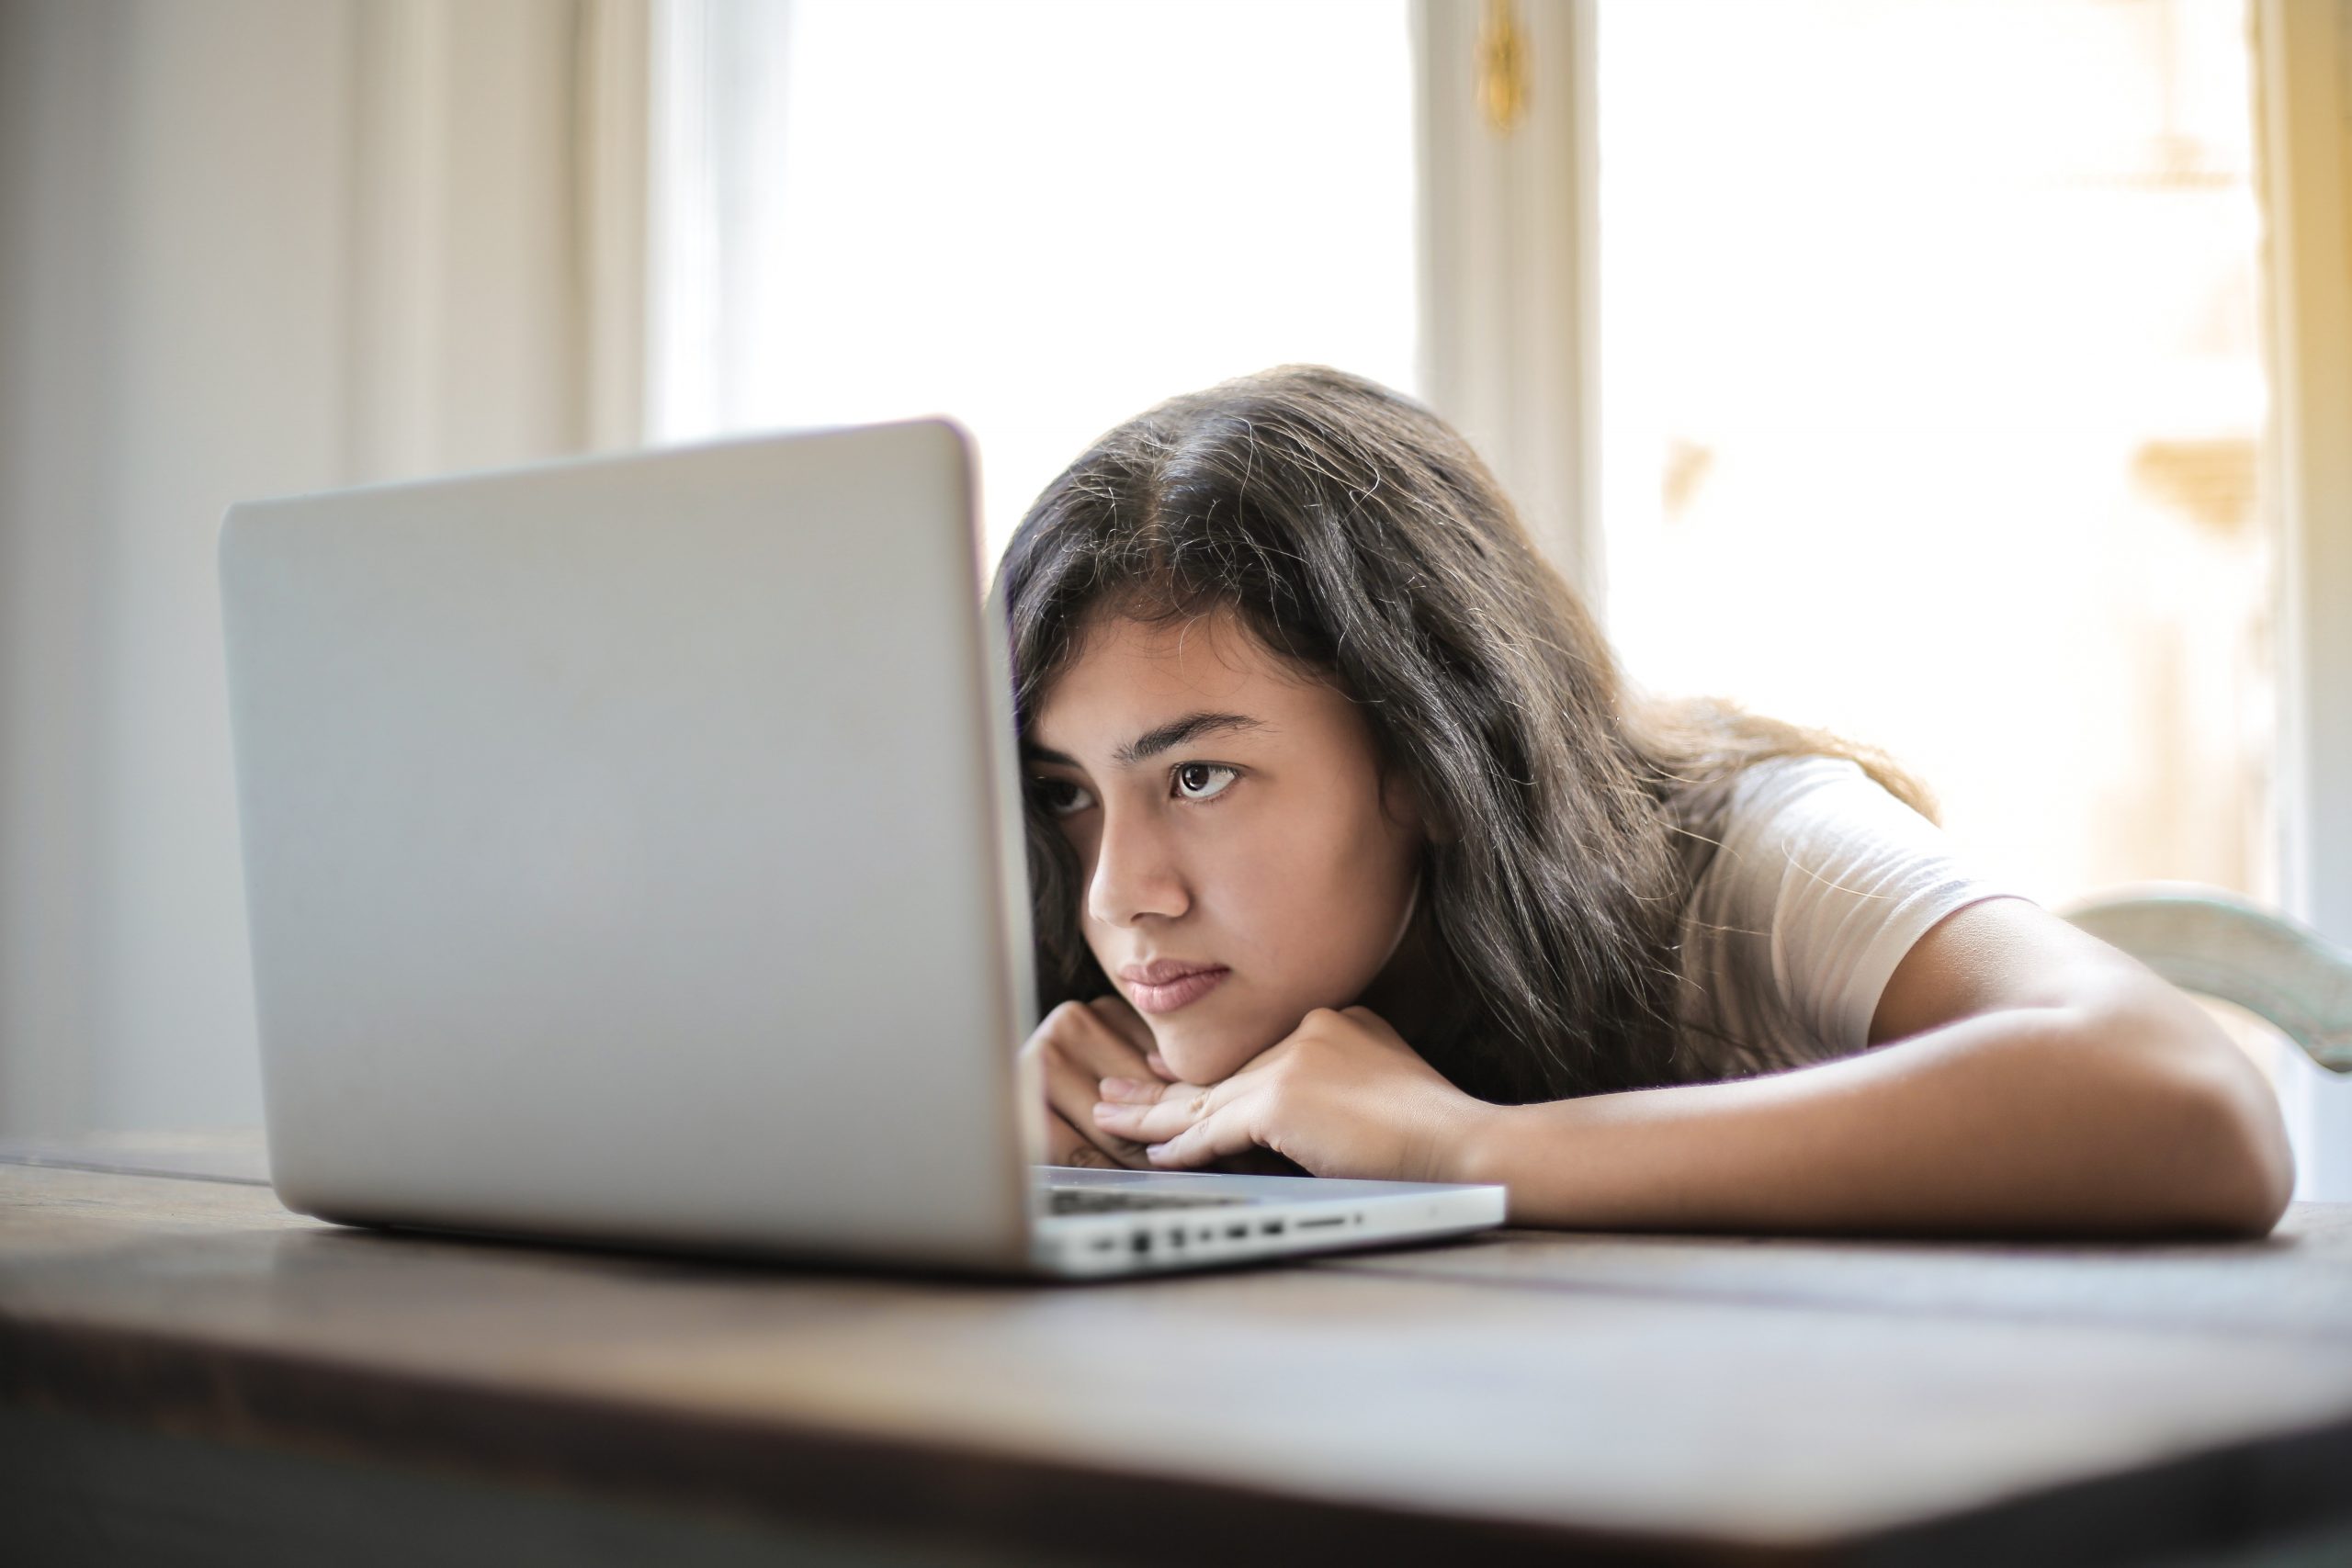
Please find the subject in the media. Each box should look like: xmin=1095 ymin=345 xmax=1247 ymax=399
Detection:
xmin=1030 ymin=607 xmax=1330 ymax=750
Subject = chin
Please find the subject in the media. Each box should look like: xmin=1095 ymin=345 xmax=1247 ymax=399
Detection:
xmin=1151 ymin=1013 xmax=1288 ymax=1085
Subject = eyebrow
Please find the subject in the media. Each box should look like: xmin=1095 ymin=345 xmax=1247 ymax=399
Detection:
xmin=1023 ymin=711 xmax=1266 ymax=771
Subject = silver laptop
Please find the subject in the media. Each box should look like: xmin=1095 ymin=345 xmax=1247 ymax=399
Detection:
xmin=217 ymin=421 xmax=1506 ymax=1279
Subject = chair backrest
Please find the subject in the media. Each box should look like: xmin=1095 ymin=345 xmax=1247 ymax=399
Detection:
xmin=2059 ymin=886 xmax=2352 ymax=1074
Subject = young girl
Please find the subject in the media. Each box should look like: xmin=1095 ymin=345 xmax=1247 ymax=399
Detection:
xmin=1001 ymin=366 xmax=2292 ymax=1238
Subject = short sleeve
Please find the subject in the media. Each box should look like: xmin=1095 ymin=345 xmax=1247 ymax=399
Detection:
xmin=1675 ymin=756 xmax=2035 ymax=1077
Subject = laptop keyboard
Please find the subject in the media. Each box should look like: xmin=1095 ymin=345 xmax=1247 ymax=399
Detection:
xmin=1042 ymin=1188 xmax=1250 ymax=1215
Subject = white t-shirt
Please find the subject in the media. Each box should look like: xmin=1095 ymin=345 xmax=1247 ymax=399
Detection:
xmin=1668 ymin=754 xmax=2031 ymax=1084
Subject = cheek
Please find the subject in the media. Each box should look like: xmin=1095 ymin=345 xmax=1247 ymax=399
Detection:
xmin=1059 ymin=815 xmax=1101 ymax=875
xmin=1059 ymin=821 xmax=1104 ymax=931
xmin=1238 ymin=802 xmax=1414 ymax=976
xmin=1186 ymin=814 xmax=1414 ymax=1045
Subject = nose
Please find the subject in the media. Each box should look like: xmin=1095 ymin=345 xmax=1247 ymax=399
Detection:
xmin=1085 ymin=800 xmax=1191 ymax=929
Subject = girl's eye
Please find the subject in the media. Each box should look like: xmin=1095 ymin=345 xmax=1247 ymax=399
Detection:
xmin=1035 ymin=777 xmax=1096 ymax=817
xmin=1171 ymin=762 xmax=1238 ymax=802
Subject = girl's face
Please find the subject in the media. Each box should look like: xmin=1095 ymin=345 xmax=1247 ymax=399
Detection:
xmin=1024 ymin=606 xmax=1425 ymax=1084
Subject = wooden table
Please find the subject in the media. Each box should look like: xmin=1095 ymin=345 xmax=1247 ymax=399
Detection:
xmin=4 ymin=1132 xmax=2350 ymax=1566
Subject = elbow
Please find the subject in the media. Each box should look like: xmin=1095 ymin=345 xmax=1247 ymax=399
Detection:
xmin=2169 ymin=1055 xmax=2297 ymax=1238
xmin=2072 ymin=987 xmax=2297 ymax=1238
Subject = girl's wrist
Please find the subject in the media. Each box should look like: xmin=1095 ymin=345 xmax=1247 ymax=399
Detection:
xmin=1444 ymin=1095 xmax=1536 ymax=1191
xmin=1444 ymin=1093 xmax=1622 ymax=1224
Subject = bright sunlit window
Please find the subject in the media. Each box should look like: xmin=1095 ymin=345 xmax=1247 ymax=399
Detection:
xmin=652 ymin=0 xmax=2287 ymax=1068
xmin=1595 ymin=0 xmax=2272 ymax=914
xmin=650 ymin=0 xmax=1419 ymax=565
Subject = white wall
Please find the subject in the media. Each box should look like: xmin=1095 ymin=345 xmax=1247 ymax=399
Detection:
xmin=0 ymin=1 xmax=356 ymax=1132
xmin=0 ymin=0 xmax=638 ymax=1134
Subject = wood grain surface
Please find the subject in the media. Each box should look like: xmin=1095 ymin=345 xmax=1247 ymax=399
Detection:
xmin=5 ymin=1133 xmax=2350 ymax=1565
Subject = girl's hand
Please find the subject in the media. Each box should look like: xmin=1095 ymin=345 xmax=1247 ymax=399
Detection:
xmin=1090 ymin=1006 xmax=1495 ymax=1184
xmin=1019 ymin=995 xmax=1181 ymax=1168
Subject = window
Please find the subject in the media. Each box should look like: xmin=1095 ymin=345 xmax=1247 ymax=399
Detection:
xmin=650 ymin=0 xmax=1419 ymax=564
xmin=1594 ymin=0 xmax=2273 ymax=913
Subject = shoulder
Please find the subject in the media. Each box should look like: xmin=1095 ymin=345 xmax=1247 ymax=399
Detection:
xmin=1694 ymin=751 xmax=2030 ymax=1056
xmin=1708 ymin=753 xmax=1945 ymax=879
xmin=1723 ymin=752 xmax=1905 ymax=824
xmin=1688 ymin=754 xmax=1925 ymax=906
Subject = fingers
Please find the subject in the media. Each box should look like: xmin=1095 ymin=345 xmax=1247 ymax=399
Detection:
xmin=1145 ymin=1099 xmax=1264 ymax=1170
xmin=1086 ymin=992 xmax=1160 ymax=1061
xmin=1091 ymin=1078 xmax=1229 ymax=1147
xmin=1046 ymin=1046 xmax=1156 ymax=1169
xmin=1046 ymin=999 xmax=1158 ymax=1084
xmin=1039 ymin=1108 xmax=1115 ymax=1168
xmin=1026 ymin=1000 xmax=1166 ymax=1170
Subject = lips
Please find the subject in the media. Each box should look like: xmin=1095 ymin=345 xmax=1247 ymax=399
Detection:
xmin=1116 ymin=958 xmax=1231 ymax=1015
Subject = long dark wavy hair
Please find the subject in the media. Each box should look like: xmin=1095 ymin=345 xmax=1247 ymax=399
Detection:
xmin=993 ymin=366 xmax=1932 ymax=1104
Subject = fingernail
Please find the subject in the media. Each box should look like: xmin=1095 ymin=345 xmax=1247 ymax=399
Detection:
xmin=1091 ymin=1100 xmax=1120 ymax=1119
xmin=1099 ymin=1077 xmax=1137 ymax=1098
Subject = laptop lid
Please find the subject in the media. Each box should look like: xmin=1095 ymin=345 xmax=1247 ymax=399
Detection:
xmin=220 ymin=422 xmax=1042 ymax=1270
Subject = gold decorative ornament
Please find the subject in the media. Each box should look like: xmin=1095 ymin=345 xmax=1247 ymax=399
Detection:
xmin=1478 ymin=0 xmax=1529 ymax=134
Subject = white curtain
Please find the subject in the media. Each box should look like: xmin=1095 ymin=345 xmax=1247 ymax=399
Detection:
xmin=0 ymin=0 xmax=647 ymax=1133
xmin=2253 ymin=0 xmax=2352 ymax=1196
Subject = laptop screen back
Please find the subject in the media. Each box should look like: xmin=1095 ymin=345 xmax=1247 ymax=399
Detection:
xmin=220 ymin=423 xmax=1037 ymax=1268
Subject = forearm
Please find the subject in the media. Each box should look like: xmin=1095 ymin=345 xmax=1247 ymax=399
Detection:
xmin=1454 ymin=1006 xmax=2294 ymax=1238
